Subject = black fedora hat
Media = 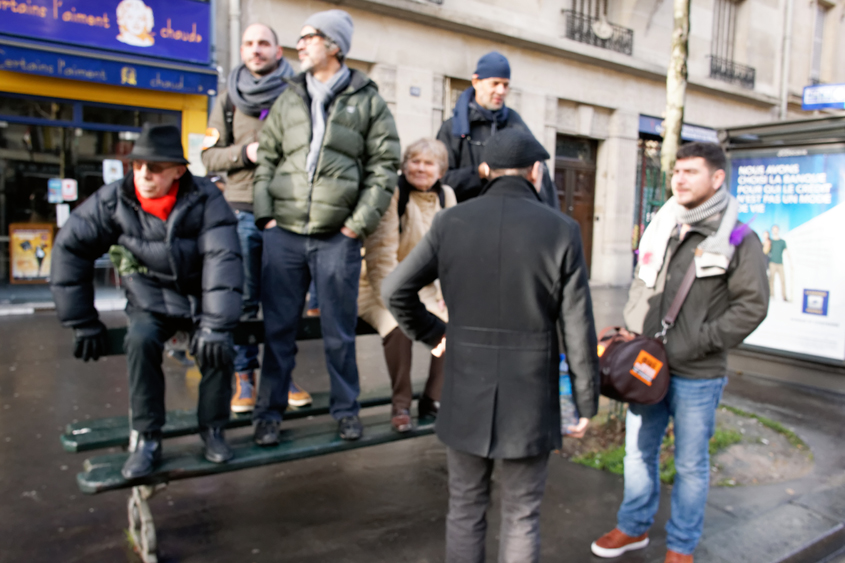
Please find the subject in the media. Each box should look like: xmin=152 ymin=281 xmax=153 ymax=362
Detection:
xmin=127 ymin=124 xmax=189 ymax=164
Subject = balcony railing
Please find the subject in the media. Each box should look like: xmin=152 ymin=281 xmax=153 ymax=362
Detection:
xmin=562 ymin=11 xmax=633 ymax=56
xmin=709 ymin=56 xmax=755 ymax=90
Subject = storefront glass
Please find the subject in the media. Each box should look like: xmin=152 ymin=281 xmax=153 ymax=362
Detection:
xmin=633 ymin=138 xmax=666 ymax=266
xmin=0 ymin=92 xmax=180 ymax=287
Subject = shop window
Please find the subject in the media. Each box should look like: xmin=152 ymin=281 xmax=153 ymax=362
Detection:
xmin=0 ymin=94 xmax=73 ymax=123
xmin=81 ymin=105 xmax=180 ymax=128
xmin=0 ymin=92 xmax=183 ymax=288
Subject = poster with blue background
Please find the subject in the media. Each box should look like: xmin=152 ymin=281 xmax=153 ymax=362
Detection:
xmin=0 ymin=0 xmax=210 ymax=64
xmin=729 ymin=146 xmax=845 ymax=361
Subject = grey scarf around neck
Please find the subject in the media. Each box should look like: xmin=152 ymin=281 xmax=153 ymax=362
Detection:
xmin=305 ymin=65 xmax=352 ymax=181
xmin=227 ymin=58 xmax=295 ymax=117
xmin=676 ymin=185 xmax=728 ymax=224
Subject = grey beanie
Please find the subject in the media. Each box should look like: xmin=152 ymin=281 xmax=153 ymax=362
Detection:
xmin=304 ymin=9 xmax=354 ymax=58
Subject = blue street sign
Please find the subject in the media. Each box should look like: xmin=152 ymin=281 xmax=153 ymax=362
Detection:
xmin=802 ymin=83 xmax=845 ymax=111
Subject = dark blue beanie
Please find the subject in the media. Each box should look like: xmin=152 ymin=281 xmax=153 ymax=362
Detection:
xmin=474 ymin=52 xmax=510 ymax=80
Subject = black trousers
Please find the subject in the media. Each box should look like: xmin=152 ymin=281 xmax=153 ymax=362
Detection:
xmin=125 ymin=310 xmax=231 ymax=433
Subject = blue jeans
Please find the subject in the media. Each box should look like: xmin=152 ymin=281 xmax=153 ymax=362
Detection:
xmin=617 ymin=375 xmax=728 ymax=555
xmin=254 ymin=227 xmax=362 ymax=421
xmin=233 ymin=211 xmax=262 ymax=373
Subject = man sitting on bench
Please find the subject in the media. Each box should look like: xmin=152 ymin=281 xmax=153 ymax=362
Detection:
xmin=50 ymin=124 xmax=244 ymax=479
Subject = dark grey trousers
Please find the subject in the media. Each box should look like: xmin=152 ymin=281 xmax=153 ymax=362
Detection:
xmin=446 ymin=448 xmax=550 ymax=563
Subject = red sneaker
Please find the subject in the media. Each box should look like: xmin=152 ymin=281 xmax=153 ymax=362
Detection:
xmin=591 ymin=528 xmax=649 ymax=558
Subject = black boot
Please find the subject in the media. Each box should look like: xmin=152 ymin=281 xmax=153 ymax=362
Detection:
xmin=253 ymin=419 xmax=280 ymax=446
xmin=200 ymin=427 xmax=233 ymax=464
xmin=122 ymin=431 xmax=162 ymax=479
xmin=418 ymin=395 xmax=440 ymax=421
xmin=338 ymin=415 xmax=363 ymax=441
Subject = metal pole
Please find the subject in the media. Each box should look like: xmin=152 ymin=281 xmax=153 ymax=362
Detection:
xmin=229 ymin=0 xmax=241 ymax=74
xmin=779 ymin=0 xmax=795 ymax=119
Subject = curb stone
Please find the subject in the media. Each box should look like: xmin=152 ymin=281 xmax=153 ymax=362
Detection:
xmin=773 ymin=523 xmax=845 ymax=563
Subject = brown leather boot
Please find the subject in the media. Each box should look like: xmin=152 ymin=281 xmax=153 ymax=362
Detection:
xmin=591 ymin=528 xmax=649 ymax=558
xmin=665 ymin=549 xmax=693 ymax=563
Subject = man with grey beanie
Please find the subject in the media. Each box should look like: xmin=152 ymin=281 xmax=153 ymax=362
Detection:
xmin=253 ymin=9 xmax=400 ymax=444
xmin=382 ymin=128 xmax=599 ymax=563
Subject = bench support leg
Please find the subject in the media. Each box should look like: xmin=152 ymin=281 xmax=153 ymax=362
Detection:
xmin=128 ymin=485 xmax=163 ymax=563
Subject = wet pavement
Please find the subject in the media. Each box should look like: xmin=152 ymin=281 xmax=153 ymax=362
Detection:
xmin=0 ymin=288 xmax=843 ymax=562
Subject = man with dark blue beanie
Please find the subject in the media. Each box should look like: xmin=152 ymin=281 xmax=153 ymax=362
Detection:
xmin=436 ymin=52 xmax=559 ymax=209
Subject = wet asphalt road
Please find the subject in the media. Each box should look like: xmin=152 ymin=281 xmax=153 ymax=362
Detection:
xmin=0 ymin=288 xmax=842 ymax=563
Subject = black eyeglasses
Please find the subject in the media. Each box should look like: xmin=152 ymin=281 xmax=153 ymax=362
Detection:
xmin=132 ymin=161 xmax=180 ymax=174
xmin=297 ymin=31 xmax=325 ymax=44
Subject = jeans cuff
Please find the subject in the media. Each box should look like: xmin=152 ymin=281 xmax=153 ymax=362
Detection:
xmin=666 ymin=543 xmax=695 ymax=556
xmin=617 ymin=521 xmax=650 ymax=538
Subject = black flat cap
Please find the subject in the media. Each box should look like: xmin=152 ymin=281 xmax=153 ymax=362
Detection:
xmin=482 ymin=129 xmax=550 ymax=170
xmin=127 ymin=124 xmax=189 ymax=164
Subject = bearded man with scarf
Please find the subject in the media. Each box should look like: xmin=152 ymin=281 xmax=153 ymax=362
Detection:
xmin=436 ymin=52 xmax=559 ymax=209
xmin=252 ymin=9 xmax=400 ymax=444
xmin=202 ymin=23 xmax=312 ymax=415
xmin=591 ymin=143 xmax=768 ymax=563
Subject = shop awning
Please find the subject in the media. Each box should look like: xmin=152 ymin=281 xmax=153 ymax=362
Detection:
xmin=0 ymin=37 xmax=218 ymax=96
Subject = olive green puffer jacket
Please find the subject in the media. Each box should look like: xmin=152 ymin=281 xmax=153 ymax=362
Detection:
xmin=253 ymin=70 xmax=401 ymax=238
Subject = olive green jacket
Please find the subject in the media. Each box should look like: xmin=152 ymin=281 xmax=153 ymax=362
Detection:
xmin=253 ymin=70 xmax=401 ymax=238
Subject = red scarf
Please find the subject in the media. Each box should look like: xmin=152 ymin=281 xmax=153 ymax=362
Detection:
xmin=136 ymin=180 xmax=179 ymax=221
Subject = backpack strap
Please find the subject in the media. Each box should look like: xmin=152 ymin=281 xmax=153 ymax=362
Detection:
xmin=397 ymin=181 xmax=410 ymax=234
xmin=223 ymin=93 xmax=235 ymax=146
xmin=657 ymin=260 xmax=697 ymax=342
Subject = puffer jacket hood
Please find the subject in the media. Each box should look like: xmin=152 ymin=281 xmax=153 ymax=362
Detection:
xmin=51 ymin=171 xmax=243 ymax=330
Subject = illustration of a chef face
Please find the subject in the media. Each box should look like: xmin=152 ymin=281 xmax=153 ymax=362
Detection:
xmin=116 ymin=0 xmax=155 ymax=47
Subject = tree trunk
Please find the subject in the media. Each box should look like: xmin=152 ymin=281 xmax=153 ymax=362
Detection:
xmin=660 ymin=0 xmax=691 ymax=199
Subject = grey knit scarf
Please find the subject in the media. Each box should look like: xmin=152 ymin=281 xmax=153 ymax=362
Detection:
xmin=227 ymin=59 xmax=294 ymax=118
xmin=637 ymin=187 xmax=739 ymax=288
xmin=305 ymin=65 xmax=351 ymax=181
xmin=676 ymin=185 xmax=729 ymax=224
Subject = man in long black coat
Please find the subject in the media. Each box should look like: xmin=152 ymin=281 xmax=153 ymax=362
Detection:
xmin=50 ymin=124 xmax=243 ymax=479
xmin=383 ymin=129 xmax=600 ymax=563
xmin=436 ymin=51 xmax=559 ymax=209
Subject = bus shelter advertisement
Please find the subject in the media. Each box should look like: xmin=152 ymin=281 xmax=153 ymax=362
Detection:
xmin=730 ymin=146 xmax=845 ymax=361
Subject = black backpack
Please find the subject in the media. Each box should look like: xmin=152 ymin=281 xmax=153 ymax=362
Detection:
xmin=397 ymin=180 xmax=446 ymax=234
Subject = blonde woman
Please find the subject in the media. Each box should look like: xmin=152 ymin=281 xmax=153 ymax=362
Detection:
xmin=358 ymin=138 xmax=456 ymax=432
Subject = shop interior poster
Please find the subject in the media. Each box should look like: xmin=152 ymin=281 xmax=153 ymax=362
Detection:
xmin=730 ymin=147 xmax=845 ymax=361
xmin=9 ymin=224 xmax=54 ymax=284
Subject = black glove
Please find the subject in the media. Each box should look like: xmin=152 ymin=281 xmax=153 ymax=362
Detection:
xmin=72 ymin=320 xmax=109 ymax=362
xmin=191 ymin=328 xmax=234 ymax=369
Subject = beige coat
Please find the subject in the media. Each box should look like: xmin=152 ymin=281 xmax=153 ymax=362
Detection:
xmin=358 ymin=182 xmax=457 ymax=337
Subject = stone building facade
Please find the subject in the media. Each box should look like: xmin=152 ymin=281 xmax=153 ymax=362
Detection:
xmin=214 ymin=0 xmax=845 ymax=285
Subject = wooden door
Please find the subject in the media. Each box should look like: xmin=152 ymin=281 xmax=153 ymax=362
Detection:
xmin=553 ymin=135 xmax=597 ymax=273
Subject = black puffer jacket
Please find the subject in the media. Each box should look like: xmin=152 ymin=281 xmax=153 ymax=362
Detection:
xmin=50 ymin=172 xmax=243 ymax=330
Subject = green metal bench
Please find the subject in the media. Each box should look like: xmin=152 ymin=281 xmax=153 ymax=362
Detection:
xmin=63 ymin=316 xmax=435 ymax=563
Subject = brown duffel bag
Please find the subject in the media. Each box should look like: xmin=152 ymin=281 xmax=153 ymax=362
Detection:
xmin=597 ymin=260 xmax=696 ymax=405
